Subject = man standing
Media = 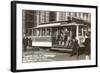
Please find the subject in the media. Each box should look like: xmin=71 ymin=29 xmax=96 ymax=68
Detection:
xmin=69 ymin=36 xmax=79 ymax=57
xmin=29 ymin=38 xmax=32 ymax=47
xmin=84 ymin=32 xmax=90 ymax=55
xmin=23 ymin=37 xmax=28 ymax=51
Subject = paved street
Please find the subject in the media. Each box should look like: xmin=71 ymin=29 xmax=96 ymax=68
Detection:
xmin=22 ymin=49 xmax=90 ymax=63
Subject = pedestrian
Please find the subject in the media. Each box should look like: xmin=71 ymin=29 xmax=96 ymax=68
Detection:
xmin=69 ymin=36 xmax=79 ymax=57
xmin=83 ymin=32 xmax=90 ymax=55
xmin=29 ymin=38 xmax=32 ymax=47
xmin=23 ymin=37 xmax=28 ymax=51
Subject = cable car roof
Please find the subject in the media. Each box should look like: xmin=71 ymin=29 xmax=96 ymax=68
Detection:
xmin=33 ymin=22 xmax=86 ymax=29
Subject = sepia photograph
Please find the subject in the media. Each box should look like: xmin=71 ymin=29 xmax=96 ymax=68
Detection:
xmin=11 ymin=1 xmax=97 ymax=72
xmin=22 ymin=10 xmax=91 ymax=63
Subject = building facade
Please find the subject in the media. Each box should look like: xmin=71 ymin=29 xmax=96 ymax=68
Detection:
xmin=22 ymin=10 xmax=91 ymax=37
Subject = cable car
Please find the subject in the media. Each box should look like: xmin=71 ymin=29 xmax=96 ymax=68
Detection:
xmin=27 ymin=22 xmax=88 ymax=51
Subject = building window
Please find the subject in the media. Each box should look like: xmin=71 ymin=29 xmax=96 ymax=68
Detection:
xmin=74 ymin=12 xmax=77 ymax=17
xmin=39 ymin=11 xmax=45 ymax=23
xmin=83 ymin=13 xmax=86 ymax=18
xmin=86 ymin=13 xmax=88 ymax=19
xmin=25 ymin=10 xmax=37 ymax=35
xmin=45 ymin=11 xmax=49 ymax=23
xmin=59 ymin=12 xmax=66 ymax=21
xmin=79 ymin=13 xmax=81 ymax=18
xmin=79 ymin=26 xmax=82 ymax=36
xmin=46 ymin=28 xmax=51 ymax=36
xmin=49 ymin=11 xmax=56 ymax=22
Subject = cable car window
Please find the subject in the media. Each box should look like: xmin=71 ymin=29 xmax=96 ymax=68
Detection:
xmin=41 ymin=28 xmax=45 ymax=36
xmin=46 ymin=28 xmax=51 ymax=36
xmin=79 ymin=26 xmax=82 ymax=36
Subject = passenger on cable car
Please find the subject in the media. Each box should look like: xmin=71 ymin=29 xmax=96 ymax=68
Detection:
xmin=57 ymin=31 xmax=63 ymax=46
xmin=67 ymin=36 xmax=73 ymax=48
xmin=60 ymin=31 xmax=64 ymax=46
xmin=64 ymin=28 xmax=69 ymax=47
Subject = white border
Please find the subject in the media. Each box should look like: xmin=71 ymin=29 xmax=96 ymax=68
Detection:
xmin=16 ymin=3 xmax=96 ymax=70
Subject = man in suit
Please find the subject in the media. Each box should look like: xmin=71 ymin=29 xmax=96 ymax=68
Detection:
xmin=83 ymin=32 xmax=91 ymax=55
xmin=69 ymin=36 xmax=79 ymax=57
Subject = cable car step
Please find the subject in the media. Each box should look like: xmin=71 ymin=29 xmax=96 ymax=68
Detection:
xmin=51 ymin=48 xmax=72 ymax=51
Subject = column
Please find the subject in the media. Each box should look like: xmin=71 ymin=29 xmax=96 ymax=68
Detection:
xmin=56 ymin=12 xmax=60 ymax=21
xmin=65 ymin=12 xmax=68 ymax=21
xmin=70 ymin=12 xmax=73 ymax=20
xmin=76 ymin=25 xmax=79 ymax=40
xmin=37 ymin=11 xmax=40 ymax=26
xmin=88 ymin=13 xmax=91 ymax=22
xmin=76 ymin=12 xmax=79 ymax=18
xmin=80 ymin=13 xmax=83 ymax=19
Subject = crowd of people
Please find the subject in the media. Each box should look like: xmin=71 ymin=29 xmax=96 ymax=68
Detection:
xmin=55 ymin=29 xmax=91 ymax=56
xmin=23 ymin=37 xmax=32 ymax=51
xmin=55 ymin=29 xmax=73 ymax=48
